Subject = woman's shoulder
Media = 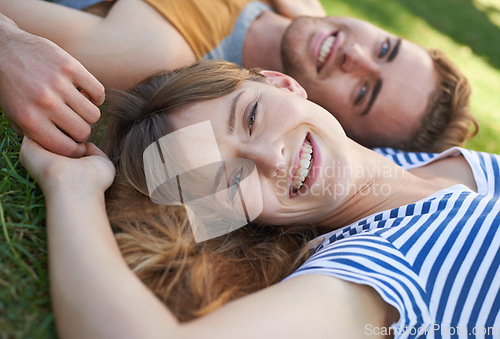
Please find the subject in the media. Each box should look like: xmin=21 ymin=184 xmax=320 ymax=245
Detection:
xmin=372 ymin=147 xmax=440 ymax=169
xmin=375 ymin=147 xmax=500 ymax=195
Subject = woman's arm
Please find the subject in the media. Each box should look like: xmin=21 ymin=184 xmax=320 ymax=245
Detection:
xmin=21 ymin=138 xmax=389 ymax=339
xmin=21 ymin=138 xmax=183 ymax=338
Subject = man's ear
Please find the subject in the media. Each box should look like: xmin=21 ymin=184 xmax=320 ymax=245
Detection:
xmin=259 ymin=70 xmax=307 ymax=99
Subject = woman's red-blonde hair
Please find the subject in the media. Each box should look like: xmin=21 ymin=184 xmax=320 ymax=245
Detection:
xmin=99 ymin=61 xmax=318 ymax=321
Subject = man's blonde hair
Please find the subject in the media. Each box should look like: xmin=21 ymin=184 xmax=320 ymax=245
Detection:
xmin=401 ymin=49 xmax=478 ymax=152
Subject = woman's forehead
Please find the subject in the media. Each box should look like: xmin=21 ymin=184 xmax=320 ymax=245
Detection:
xmin=170 ymin=82 xmax=266 ymax=129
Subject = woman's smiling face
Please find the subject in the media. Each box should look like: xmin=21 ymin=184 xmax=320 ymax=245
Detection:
xmin=168 ymin=77 xmax=357 ymax=226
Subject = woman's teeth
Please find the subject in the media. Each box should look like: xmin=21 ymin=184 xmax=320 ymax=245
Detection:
xmin=317 ymin=35 xmax=335 ymax=70
xmin=292 ymin=141 xmax=313 ymax=192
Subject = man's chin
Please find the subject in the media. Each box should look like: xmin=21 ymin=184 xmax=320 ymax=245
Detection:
xmin=280 ymin=18 xmax=314 ymax=76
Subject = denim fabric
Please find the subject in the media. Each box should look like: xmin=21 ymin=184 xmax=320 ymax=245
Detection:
xmin=46 ymin=0 xmax=103 ymax=10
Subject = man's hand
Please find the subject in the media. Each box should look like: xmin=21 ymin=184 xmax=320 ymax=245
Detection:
xmin=0 ymin=14 xmax=105 ymax=157
xmin=271 ymin=0 xmax=326 ymax=19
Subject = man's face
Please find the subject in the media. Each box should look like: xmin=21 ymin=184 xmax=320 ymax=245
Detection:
xmin=281 ymin=16 xmax=437 ymax=147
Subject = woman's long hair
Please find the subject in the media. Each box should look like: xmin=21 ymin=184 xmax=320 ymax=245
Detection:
xmin=99 ymin=61 xmax=318 ymax=321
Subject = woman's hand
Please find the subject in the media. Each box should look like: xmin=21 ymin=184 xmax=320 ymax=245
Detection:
xmin=271 ymin=0 xmax=326 ymax=19
xmin=20 ymin=136 xmax=115 ymax=196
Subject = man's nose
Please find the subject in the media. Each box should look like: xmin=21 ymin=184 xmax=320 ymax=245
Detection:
xmin=341 ymin=44 xmax=380 ymax=76
xmin=244 ymin=142 xmax=286 ymax=178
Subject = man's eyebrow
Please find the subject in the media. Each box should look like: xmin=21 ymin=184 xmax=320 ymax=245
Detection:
xmin=228 ymin=91 xmax=244 ymax=134
xmin=361 ymin=78 xmax=383 ymax=116
xmin=388 ymin=38 xmax=401 ymax=62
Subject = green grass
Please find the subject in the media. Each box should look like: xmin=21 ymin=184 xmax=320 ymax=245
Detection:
xmin=0 ymin=119 xmax=54 ymax=338
xmin=1 ymin=0 xmax=499 ymax=337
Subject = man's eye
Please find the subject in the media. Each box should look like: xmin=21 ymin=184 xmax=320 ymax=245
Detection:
xmin=248 ymin=101 xmax=257 ymax=134
xmin=355 ymin=84 xmax=368 ymax=104
xmin=379 ymin=39 xmax=390 ymax=58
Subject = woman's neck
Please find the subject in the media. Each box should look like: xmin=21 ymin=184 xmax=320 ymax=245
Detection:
xmin=315 ymin=144 xmax=474 ymax=233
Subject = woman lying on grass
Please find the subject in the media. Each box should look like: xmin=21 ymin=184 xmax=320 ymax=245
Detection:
xmin=21 ymin=61 xmax=499 ymax=338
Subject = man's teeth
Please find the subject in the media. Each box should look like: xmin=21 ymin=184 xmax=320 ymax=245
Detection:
xmin=292 ymin=141 xmax=313 ymax=192
xmin=317 ymin=35 xmax=335 ymax=70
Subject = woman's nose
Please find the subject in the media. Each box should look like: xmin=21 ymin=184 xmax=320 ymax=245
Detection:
xmin=341 ymin=44 xmax=380 ymax=76
xmin=244 ymin=142 xmax=286 ymax=178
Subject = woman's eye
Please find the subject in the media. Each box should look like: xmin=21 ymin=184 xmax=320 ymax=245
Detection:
xmin=229 ymin=169 xmax=243 ymax=201
xmin=355 ymin=85 xmax=368 ymax=104
xmin=248 ymin=101 xmax=257 ymax=134
xmin=379 ymin=39 xmax=390 ymax=58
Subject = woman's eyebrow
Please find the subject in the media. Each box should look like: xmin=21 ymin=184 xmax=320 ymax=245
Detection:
xmin=228 ymin=91 xmax=244 ymax=134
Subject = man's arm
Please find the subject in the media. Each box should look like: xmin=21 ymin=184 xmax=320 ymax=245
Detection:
xmin=0 ymin=0 xmax=196 ymax=90
xmin=0 ymin=13 xmax=104 ymax=157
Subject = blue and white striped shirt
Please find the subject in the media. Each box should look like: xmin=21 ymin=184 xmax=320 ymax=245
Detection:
xmin=288 ymin=148 xmax=500 ymax=338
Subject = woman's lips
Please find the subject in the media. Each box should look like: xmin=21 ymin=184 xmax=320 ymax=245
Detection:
xmin=289 ymin=134 xmax=320 ymax=197
xmin=303 ymin=134 xmax=320 ymax=191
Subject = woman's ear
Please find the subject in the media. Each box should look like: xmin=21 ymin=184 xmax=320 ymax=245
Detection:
xmin=259 ymin=70 xmax=308 ymax=99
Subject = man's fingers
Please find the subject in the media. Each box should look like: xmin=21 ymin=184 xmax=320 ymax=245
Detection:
xmin=26 ymin=121 xmax=87 ymax=158
xmin=47 ymin=103 xmax=93 ymax=143
xmin=72 ymin=66 xmax=105 ymax=106
xmin=7 ymin=121 xmax=24 ymax=137
xmin=66 ymin=86 xmax=101 ymax=125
